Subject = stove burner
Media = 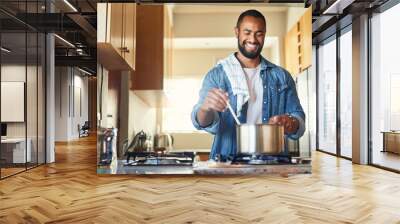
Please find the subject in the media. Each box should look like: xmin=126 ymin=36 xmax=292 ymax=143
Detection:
xmin=124 ymin=151 xmax=195 ymax=166
xmin=231 ymin=154 xmax=292 ymax=165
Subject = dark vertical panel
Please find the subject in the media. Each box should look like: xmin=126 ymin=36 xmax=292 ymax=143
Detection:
xmin=0 ymin=23 xmax=2 ymax=179
xmin=44 ymin=0 xmax=48 ymax=164
xmin=36 ymin=0 xmax=38 ymax=167
xmin=25 ymin=0 xmax=28 ymax=171
xmin=367 ymin=12 xmax=373 ymax=165
xmin=315 ymin=45 xmax=319 ymax=151
xmin=336 ymin=30 xmax=341 ymax=157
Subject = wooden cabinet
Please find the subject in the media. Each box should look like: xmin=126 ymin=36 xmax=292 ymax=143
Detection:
xmin=97 ymin=3 xmax=136 ymax=71
xmin=284 ymin=26 xmax=299 ymax=76
xmin=284 ymin=7 xmax=312 ymax=76
xmin=109 ymin=4 xmax=123 ymax=56
xmin=382 ymin=131 xmax=400 ymax=154
xmin=133 ymin=5 xmax=173 ymax=90
xmin=133 ymin=5 xmax=164 ymax=90
xmin=163 ymin=6 xmax=173 ymax=79
xmin=300 ymin=8 xmax=312 ymax=71
xmin=131 ymin=5 xmax=173 ymax=107
xmin=123 ymin=3 xmax=136 ymax=70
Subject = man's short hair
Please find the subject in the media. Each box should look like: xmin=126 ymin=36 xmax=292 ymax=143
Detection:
xmin=236 ymin=9 xmax=266 ymax=28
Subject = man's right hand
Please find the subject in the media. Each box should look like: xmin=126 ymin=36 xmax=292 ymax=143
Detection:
xmin=200 ymin=88 xmax=229 ymax=113
xmin=197 ymin=88 xmax=229 ymax=127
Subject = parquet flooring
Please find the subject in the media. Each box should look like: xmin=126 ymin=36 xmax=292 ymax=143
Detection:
xmin=1 ymin=167 xmax=26 ymax=178
xmin=1 ymin=135 xmax=400 ymax=224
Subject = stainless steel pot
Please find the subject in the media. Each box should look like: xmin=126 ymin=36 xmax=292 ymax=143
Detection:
xmin=236 ymin=124 xmax=285 ymax=155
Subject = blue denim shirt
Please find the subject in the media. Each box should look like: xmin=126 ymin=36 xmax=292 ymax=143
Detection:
xmin=191 ymin=56 xmax=305 ymax=160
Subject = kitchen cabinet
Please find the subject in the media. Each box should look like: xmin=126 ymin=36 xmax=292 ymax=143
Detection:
xmin=109 ymin=4 xmax=123 ymax=57
xmin=284 ymin=26 xmax=299 ymax=76
xmin=133 ymin=4 xmax=164 ymax=90
xmin=133 ymin=5 xmax=173 ymax=89
xmin=163 ymin=6 xmax=173 ymax=80
xmin=300 ymin=8 xmax=312 ymax=71
xmin=123 ymin=3 xmax=136 ymax=70
xmin=132 ymin=5 xmax=173 ymax=107
xmin=97 ymin=3 xmax=136 ymax=71
xmin=382 ymin=131 xmax=400 ymax=154
xmin=284 ymin=7 xmax=312 ymax=76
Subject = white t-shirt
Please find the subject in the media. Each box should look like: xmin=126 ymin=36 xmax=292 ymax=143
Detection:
xmin=243 ymin=65 xmax=263 ymax=124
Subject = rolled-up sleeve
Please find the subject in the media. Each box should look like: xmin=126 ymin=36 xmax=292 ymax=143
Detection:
xmin=285 ymin=72 xmax=306 ymax=140
xmin=191 ymin=69 xmax=221 ymax=135
xmin=289 ymin=113 xmax=305 ymax=140
xmin=191 ymin=106 xmax=220 ymax=135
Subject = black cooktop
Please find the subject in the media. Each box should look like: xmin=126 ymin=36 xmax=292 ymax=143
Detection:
xmin=230 ymin=154 xmax=293 ymax=165
xmin=124 ymin=151 xmax=195 ymax=166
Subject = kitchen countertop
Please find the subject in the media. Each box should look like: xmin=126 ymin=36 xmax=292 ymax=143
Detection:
xmin=97 ymin=160 xmax=312 ymax=175
xmin=97 ymin=160 xmax=194 ymax=175
xmin=170 ymin=148 xmax=210 ymax=153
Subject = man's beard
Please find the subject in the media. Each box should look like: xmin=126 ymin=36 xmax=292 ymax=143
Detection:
xmin=238 ymin=40 xmax=263 ymax=59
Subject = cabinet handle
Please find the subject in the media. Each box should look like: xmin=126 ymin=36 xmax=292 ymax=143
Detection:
xmin=120 ymin=47 xmax=129 ymax=53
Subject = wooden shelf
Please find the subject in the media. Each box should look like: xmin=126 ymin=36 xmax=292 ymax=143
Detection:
xmin=284 ymin=8 xmax=312 ymax=75
xmin=97 ymin=42 xmax=133 ymax=72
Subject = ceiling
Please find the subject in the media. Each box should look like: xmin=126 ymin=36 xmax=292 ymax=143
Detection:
xmin=172 ymin=4 xmax=290 ymax=14
xmin=0 ymin=0 xmax=98 ymax=74
xmin=0 ymin=32 xmax=46 ymax=65
xmin=311 ymin=0 xmax=391 ymax=43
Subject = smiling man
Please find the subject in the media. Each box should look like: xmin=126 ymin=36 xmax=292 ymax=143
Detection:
xmin=191 ymin=9 xmax=305 ymax=161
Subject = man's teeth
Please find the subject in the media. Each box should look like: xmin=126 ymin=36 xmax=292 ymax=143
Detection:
xmin=245 ymin=43 xmax=258 ymax=50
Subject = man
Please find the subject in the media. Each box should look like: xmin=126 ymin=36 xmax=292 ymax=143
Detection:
xmin=191 ymin=9 xmax=305 ymax=161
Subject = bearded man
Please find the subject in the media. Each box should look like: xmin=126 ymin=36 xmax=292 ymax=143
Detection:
xmin=191 ymin=9 xmax=305 ymax=161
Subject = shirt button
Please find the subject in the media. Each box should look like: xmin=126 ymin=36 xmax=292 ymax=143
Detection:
xmin=264 ymin=85 xmax=267 ymax=89
xmin=263 ymin=118 xmax=266 ymax=121
xmin=263 ymin=101 xmax=266 ymax=104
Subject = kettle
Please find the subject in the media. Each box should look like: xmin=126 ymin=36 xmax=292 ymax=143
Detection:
xmin=98 ymin=127 xmax=117 ymax=165
xmin=132 ymin=130 xmax=147 ymax=152
xmin=154 ymin=133 xmax=174 ymax=153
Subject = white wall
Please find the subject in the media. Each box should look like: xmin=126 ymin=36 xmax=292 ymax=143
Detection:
xmin=173 ymin=10 xmax=287 ymax=66
xmin=173 ymin=48 xmax=275 ymax=78
xmin=97 ymin=67 xmax=157 ymax=157
xmin=173 ymin=11 xmax=287 ymax=38
xmin=118 ymin=71 xmax=157 ymax=156
xmin=129 ymin=91 xmax=157 ymax=140
xmin=1 ymin=65 xmax=30 ymax=138
xmin=54 ymin=67 xmax=89 ymax=141
xmin=1 ymin=63 xmax=46 ymax=163
xmin=55 ymin=67 xmax=69 ymax=141
xmin=73 ymin=70 xmax=89 ymax=139
xmin=97 ymin=64 xmax=111 ymax=128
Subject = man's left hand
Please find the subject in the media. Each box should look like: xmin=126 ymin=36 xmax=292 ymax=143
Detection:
xmin=268 ymin=115 xmax=299 ymax=134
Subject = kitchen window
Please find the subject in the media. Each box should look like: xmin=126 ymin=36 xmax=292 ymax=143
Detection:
xmin=0 ymin=2 xmax=47 ymax=179
xmin=339 ymin=28 xmax=352 ymax=159
xmin=315 ymin=23 xmax=353 ymax=159
xmin=317 ymin=36 xmax=337 ymax=155
xmin=370 ymin=2 xmax=400 ymax=171
xmin=162 ymin=78 xmax=204 ymax=132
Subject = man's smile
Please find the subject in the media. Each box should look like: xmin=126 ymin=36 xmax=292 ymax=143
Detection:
xmin=244 ymin=42 xmax=259 ymax=51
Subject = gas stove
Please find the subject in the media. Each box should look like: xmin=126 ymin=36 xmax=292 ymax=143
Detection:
xmin=230 ymin=154 xmax=293 ymax=165
xmin=124 ymin=151 xmax=195 ymax=166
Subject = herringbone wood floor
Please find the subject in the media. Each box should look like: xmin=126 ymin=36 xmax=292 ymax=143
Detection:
xmin=1 ymin=135 xmax=400 ymax=224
